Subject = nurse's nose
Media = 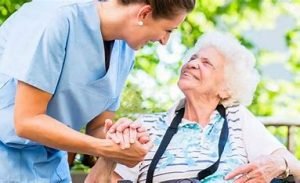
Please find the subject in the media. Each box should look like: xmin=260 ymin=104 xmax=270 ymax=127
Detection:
xmin=159 ymin=33 xmax=171 ymax=45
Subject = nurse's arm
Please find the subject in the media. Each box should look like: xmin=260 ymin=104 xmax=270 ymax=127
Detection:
xmin=14 ymin=81 xmax=111 ymax=155
xmin=14 ymin=81 xmax=149 ymax=167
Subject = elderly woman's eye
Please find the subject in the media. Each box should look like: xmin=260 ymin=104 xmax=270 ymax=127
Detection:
xmin=201 ymin=58 xmax=213 ymax=67
xmin=203 ymin=61 xmax=211 ymax=65
xmin=189 ymin=55 xmax=198 ymax=62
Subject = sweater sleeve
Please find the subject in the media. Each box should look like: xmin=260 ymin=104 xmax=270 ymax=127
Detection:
xmin=241 ymin=106 xmax=286 ymax=162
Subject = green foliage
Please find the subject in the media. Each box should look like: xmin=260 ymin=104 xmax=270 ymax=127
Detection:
xmin=116 ymin=82 xmax=149 ymax=119
xmin=0 ymin=0 xmax=28 ymax=24
xmin=71 ymin=157 xmax=90 ymax=173
xmin=286 ymin=27 xmax=300 ymax=78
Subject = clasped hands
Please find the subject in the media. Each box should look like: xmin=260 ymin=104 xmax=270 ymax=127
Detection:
xmin=85 ymin=118 xmax=152 ymax=183
xmin=104 ymin=118 xmax=151 ymax=151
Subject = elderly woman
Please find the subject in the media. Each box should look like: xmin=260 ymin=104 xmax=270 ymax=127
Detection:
xmin=0 ymin=0 xmax=196 ymax=182
xmin=92 ymin=32 xmax=300 ymax=183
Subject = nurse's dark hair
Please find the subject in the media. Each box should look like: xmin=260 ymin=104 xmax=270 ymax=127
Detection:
xmin=118 ymin=0 xmax=195 ymax=19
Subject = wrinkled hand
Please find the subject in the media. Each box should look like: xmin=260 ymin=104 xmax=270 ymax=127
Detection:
xmin=104 ymin=118 xmax=150 ymax=149
xmin=84 ymin=157 xmax=116 ymax=183
xmin=225 ymin=155 xmax=285 ymax=183
xmin=102 ymin=118 xmax=152 ymax=167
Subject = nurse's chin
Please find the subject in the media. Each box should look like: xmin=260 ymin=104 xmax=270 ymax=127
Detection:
xmin=127 ymin=43 xmax=141 ymax=50
xmin=128 ymin=42 xmax=147 ymax=50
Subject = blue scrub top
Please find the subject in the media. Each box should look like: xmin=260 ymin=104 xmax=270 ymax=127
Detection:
xmin=0 ymin=0 xmax=135 ymax=182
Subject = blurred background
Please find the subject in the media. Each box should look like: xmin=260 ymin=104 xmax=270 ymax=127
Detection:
xmin=2 ymin=0 xmax=299 ymax=172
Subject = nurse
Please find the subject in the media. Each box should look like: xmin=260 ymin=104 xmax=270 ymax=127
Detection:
xmin=0 ymin=0 xmax=195 ymax=182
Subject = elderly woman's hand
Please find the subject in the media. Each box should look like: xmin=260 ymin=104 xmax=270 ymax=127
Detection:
xmin=104 ymin=118 xmax=150 ymax=149
xmin=225 ymin=155 xmax=286 ymax=183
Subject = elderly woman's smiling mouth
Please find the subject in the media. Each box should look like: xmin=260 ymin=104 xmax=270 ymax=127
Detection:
xmin=181 ymin=68 xmax=200 ymax=80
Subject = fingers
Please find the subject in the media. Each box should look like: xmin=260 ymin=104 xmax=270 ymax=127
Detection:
xmin=225 ymin=164 xmax=255 ymax=180
xmin=137 ymin=126 xmax=146 ymax=133
xmin=130 ymin=120 xmax=142 ymax=129
xmin=123 ymin=128 xmax=130 ymax=149
xmin=106 ymin=118 xmax=133 ymax=134
xmin=136 ymin=126 xmax=149 ymax=143
xmin=122 ymin=128 xmax=149 ymax=149
xmin=129 ymin=127 xmax=137 ymax=144
xmin=124 ymin=119 xmax=145 ymax=144
xmin=233 ymin=174 xmax=249 ymax=183
xmin=233 ymin=173 xmax=262 ymax=183
xmin=106 ymin=133 xmax=120 ymax=144
xmin=105 ymin=118 xmax=133 ymax=149
xmin=139 ymin=136 xmax=150 ymax=144
xmin=116 ymin=130 xmax=125 ymax=149
xmin=104 ymin=119 xmax=113 ymax=134
xmin=142 ymin=141 xmax=153 ymax=151
xmin=115 ymin=118 xmax=133 ymax=132
xmin=105 ymin=118 xmax=150 ymax=148
xmin=128 ymin=120 xmax=146 ymax=144
xmin=109 ymin=128 xmax=149 ymax=148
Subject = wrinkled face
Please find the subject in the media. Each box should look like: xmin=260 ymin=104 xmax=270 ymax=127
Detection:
xmin=178 ymin=46 xmax=227 ymax=97
xmin=126 ymin=12 xmax=187 ymax=50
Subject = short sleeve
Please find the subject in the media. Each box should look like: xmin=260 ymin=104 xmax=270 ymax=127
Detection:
xmin=0 ymin=5 xmax=69 ymax=94
xmin=241 ymin=106 xmax=286 ymax=162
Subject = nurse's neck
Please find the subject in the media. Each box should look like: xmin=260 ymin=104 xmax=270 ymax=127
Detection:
xmin=97 ymin=0 xmax=143 ymax=41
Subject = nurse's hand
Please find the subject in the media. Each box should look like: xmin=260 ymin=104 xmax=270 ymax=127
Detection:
xmin=104 ymin=118 xmax=150 ymax=149
xmin=102 ymin=138 xmax=152 ymax=167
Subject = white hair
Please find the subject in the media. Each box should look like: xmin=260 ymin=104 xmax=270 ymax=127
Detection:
xmin=183 ymin=31 xmax=260 ymax=106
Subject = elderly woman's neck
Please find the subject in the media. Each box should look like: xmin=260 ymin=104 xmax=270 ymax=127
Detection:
xmin=184 ymin=97 xmax=220 ymax=127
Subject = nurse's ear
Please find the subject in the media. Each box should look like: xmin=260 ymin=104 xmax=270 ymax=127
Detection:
xmin=136 ymin=5 xmax=153 ymax=25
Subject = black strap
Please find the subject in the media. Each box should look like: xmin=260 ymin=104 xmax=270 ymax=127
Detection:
xmin=146 ymin=105 xmax=228 ymax=183
xmin=146 ymin=107 xmax=185 ymax=183
xmin=197 ymin=105 xmax=228 ymax=179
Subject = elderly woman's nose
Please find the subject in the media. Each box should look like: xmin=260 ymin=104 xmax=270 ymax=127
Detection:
xmin=187 ymin=61 xmax=200 ymax=69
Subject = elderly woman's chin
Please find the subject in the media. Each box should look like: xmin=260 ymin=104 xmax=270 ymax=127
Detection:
xmin=177 ymin=78 xmax=193 ymax=92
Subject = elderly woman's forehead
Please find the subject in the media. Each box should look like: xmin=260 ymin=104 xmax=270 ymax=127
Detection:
xmin=196 ymin=46 xmax=224 ymax=59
